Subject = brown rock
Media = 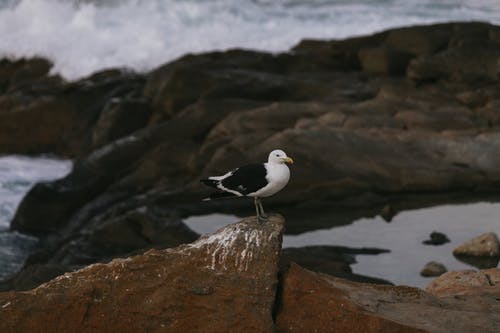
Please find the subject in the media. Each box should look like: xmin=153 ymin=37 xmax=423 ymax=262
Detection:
xmin=312 ymin=110 xmax=346 ymax=127
xmin=476 ymin=100 xmax=500 ymax=126
xmin=203 ymin=101 xmax=329 ymax=153
xmin=448 ymin=22 xmax=492 ymax=48
xmin=292 ymin=31 xmax=387 ymax=71
xmin=379 ymin=204 xmax=396 ymax=222
xmin=61 ymin=70 xmax=147 ymax=156
xmin=0 ymin=57 xmax=54 ymax=93
xmin=394 ymin=106 xmax=477 ymax=131
xmin=0 ymin=63 xmax=146 ymax=157
xmin=0 ymin=96 xmax=76 ymax=154
xmin=0 ymin=215 xmax=284 ymax=332
xmin=420 ymin=261 xmax=447 ymax=277
xmin=143 ymin=50 xmax=294 ymax=119
xmin=407 ymin=43 xmax=500 ymax=82
xmin=483 ymin=268 xmax=500 ymax=284
xmin=91 ymin=98 xmax=152 ymax=147
xmin=455 ymin=90 xmax=488 ymax=108
xmin=276 ymin=264 xmax=500 ymax=333
xmin=453 ymin=232 xmax=500 ymax=257
xmin=426 ymin=269 xmax=500 ymax=297
xmin=384 ymin=25 xmax=451 ymax=56
xmin=489 ymin=26 xmax=500 ymax=44
xmin=343 ymin=114 xmax=403 ymax=129
xmin=7 ymin=57 xmax=53 ymax=89
xmin=358 ymin=46 xmax=412 ymax=75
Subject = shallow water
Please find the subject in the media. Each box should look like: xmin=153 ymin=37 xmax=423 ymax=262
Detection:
xmin=0 ymin=155 xmax=72 ymax=229
xmin=184 ymin=203 xmax=500 ymax=288
xmin=0 ymin=156 xmax=72 ymax=279
xmin=1 ymin=0 xmax=500 ymax=79
xmin=0 ymin=231 xmax=38 ymax=279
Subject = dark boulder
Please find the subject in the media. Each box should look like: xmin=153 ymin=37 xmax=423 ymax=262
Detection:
xmin=0 ymin=57 xmax=55 ymax=93
xmin=91 ymin=97 xmax=152 ymax=148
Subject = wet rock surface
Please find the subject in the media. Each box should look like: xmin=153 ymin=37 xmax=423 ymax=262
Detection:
xmin=0 ymin=215 xmax=284 ymax=332
xmin=3 ymin=22 xmax=500 ymax=291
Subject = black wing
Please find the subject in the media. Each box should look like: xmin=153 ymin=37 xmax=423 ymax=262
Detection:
xmin=221 ymin=163 xmax=267 ymax=195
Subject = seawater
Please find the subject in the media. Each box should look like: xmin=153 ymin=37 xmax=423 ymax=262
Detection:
xmin=0 ymin=156 xmax=72 ymax=279
xmin=184 ymin=204 xmax=500 ymax=288
xmin=1 ymin=0 xmax=500 ymax=79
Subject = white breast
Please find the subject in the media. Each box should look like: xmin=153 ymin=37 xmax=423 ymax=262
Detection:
xmin=249 ymin=163 xmax=290 ymax=198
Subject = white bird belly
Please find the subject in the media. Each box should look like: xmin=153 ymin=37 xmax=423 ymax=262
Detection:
xmin=249 ymin=163 xmax=290 ymax=197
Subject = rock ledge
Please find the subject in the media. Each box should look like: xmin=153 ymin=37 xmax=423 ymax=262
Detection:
xmin=0 ymin=215 xmax=284 ymax=333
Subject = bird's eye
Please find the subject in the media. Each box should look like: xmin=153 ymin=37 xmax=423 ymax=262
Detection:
xmin=276 ymin=154 xmax=280 ymax=157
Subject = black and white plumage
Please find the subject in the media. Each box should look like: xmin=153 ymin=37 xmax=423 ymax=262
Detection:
xmin=201 ymin=149 xmax=293 ymax=222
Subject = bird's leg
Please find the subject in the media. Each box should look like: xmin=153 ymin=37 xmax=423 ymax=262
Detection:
xmin=254 ymin=197 xmax=261 ymax=221
xmin=258 ymin=199 xmax=267 ymax=218
xmin=256 ymin=197 xmax=268 ymax=223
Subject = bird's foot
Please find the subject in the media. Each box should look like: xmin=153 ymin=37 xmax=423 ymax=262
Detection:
xmin=257 ymin=214 xmax=268 ymax=224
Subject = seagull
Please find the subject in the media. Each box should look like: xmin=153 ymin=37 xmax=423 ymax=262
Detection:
xmin=201 ymin=149 xmax=293 ymax=222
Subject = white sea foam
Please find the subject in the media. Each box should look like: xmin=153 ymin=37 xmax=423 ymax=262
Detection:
xmin=1 ymin=0 xmax=500 ymax=80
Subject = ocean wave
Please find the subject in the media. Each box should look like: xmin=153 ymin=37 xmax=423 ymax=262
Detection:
xmin=0 ymin=0 xmax=499 ymax=79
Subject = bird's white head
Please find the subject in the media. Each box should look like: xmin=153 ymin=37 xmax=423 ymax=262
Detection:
xmin=268 ymin=149 xmax=294 ymax=165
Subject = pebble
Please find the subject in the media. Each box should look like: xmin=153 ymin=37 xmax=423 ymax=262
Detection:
xmin=420 ymin=261 xmax=447 ymax=277
xmin=422 ymin=231 xmax=450 ymax=246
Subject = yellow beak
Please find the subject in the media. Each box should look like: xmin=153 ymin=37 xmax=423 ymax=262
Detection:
xmin=283 ymin=157 xmax=294 ymax=164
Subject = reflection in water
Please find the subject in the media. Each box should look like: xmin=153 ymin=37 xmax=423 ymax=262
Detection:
xmin=454 ymin=255 xmax=499 ymax=269
xmin=184 ymin=202 xmax=500 ymax=288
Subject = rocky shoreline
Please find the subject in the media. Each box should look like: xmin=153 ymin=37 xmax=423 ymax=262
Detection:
xmin=1 ymin=215 xmax=498 ymax=332
xmin=1 ymin=22 xmax=500 ymax=327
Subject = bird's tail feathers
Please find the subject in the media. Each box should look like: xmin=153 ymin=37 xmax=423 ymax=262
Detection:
xmin=202 ymin=191 xmax=237 ymax=201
